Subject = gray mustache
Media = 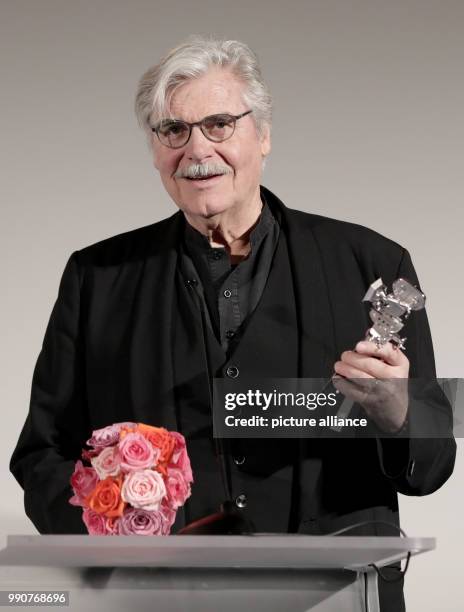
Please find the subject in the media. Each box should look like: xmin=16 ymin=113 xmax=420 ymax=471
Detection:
xmin=174 ymin=163 xmax=233 ymax=179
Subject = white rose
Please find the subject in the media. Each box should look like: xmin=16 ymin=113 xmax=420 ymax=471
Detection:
xmin=121 ymin=470 xmax=167 ymax=511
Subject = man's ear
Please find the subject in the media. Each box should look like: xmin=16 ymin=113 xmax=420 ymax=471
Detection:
xmin=260 ymin=125 xmax=271 ymax=158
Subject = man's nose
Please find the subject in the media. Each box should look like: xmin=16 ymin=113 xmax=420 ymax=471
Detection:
xmin=184 ymin=125 xmax=215 ymax=162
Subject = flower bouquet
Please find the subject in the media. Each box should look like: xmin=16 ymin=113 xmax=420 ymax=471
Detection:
xmin=69 ymin=422 xmax=193 ymax=535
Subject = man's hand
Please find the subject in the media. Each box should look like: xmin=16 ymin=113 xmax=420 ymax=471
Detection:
xmin=332 ymin=340 xmax=409 ymax=433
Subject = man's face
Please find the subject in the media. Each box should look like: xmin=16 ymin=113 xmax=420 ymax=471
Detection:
xmin=152 ymin=67 xmax=271 ymax=219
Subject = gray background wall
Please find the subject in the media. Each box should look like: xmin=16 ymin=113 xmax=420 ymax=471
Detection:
xmin=1 ymin=1 xmax=463 ymax=610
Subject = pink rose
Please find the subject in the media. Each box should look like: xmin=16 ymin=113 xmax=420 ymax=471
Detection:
xmin=121 ymin=469 xmax=166 ymax=511
xmin=105 ymin=516 xmax=120 ymax=535
xmin=82 ymin=508 xmax=120 ymax=535
xmin=165 ymin=467 xmax=191 ymax=509
xmin=118 ymin=432 xmax=159 ymax=472
xmin=168 ymin=432 xmax=193 ymax=483
xmin=160 ymin=500 xmax=177 ymax=530
xmin=69 ymin=460 xmax=99 ymax=507
xmin=91 ymin=446 xmax=121 ymax=480
xmin=119 ymin=507 xmax=172 ymax=535
xmin=82 ymin=508 xmax=107 ymax=535
xmin=87 ymin=422 xmax=136 ymax=449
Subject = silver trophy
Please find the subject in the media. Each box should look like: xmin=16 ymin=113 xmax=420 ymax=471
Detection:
xmin=331 ymin=277 xmax=425 ymax=431
xmin=363 ymin=277 xmax=426 ymax=349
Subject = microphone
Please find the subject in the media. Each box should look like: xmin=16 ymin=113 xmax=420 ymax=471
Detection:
xmin=178 ymin=501 xmax=255 ymax=535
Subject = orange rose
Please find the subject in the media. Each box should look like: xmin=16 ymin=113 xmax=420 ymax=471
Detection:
xmin=86 ymin=475 xmax=125 ymax=518
xmin=119 ymin=426 xmax=137 ymax=440
xmin=136 ymin=424 xmax=176 ymax=465
xmin=155 ymin=463 xmax=168 ymax=477
xmin=135 ymin=423 xmax=163 ymax=438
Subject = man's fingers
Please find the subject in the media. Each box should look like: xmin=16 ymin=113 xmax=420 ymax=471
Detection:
xmin=355 ymin=340 xmax=408 ymax=367
xmin=334 ymin=359 xmax=375 ymax=379
xmin=338 ymin=350 xmax=388 ymax=378
xmin=333 ymin=374 xmax=377 ymax=394
xmin=332 ymin=376 xmax=374 ymax=405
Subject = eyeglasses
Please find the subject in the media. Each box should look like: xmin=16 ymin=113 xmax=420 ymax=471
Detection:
xmin=151 ymin=110 xmax=253 ymax=149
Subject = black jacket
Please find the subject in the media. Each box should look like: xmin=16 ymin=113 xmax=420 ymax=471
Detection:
xmin=10 ymin=186 xmax=455 ymax=538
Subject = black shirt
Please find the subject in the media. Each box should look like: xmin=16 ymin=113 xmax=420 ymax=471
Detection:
xmin=182 ymin=199 xmax=280 ymax=353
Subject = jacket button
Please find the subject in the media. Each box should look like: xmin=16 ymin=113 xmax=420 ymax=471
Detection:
xmin=226 ymin=366 xmax=239 ymax=378
xmin=235 ymin=494 xmax=247 ymax=508
xmin=233 ymin=456 xmax=246 ymax=465
xmin=223 ymin=289 xmax=232 ymax=298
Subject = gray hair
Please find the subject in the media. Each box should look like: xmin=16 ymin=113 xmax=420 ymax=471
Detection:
xmin=135 ymin=35 xmax=272 ymax=143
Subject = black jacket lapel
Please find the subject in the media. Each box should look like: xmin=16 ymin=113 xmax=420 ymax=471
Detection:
xmin=261 ymin=186 xmax=336 ymax=378
xmin=127 ymin=212 xmax=184 ymax=429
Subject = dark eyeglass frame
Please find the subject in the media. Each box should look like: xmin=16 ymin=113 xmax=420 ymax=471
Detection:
xmin=151 ymin=110 xmax=253 ymax=149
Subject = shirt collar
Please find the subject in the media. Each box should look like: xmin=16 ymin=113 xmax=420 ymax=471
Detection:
xmin=183 ymin=195 xmax=276 ymax=256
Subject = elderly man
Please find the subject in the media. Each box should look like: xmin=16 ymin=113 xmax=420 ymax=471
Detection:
xmin=10 ymin=37 xmax=455 ymax=611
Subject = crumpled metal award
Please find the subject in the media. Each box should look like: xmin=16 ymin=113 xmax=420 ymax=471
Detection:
xmin=363 ymin=277 xmax=426 ymax=349
xmin=331 ymin=277 xmax=426 ymax=431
